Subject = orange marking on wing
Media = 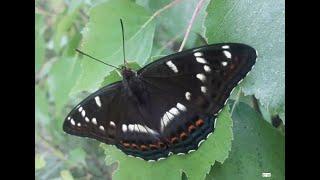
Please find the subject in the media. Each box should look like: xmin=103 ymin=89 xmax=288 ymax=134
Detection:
xmin=170 ymin=137 xmax=179 ymax=144
xmin=195 ymin=119 xmax=204 ymax=127
xmin=140 ymin=145 xmax=148 ymax=151
xmin=180 ymin=132 xmax=188 ymax=141
xmin=188 ymin=124 xmax=196 ymax=133
xmin=158 ymin=141 xmax=166 ymax=148
xmin=123 ymin=142 xmax=130 ymax=148
xmin=131 ymin=143 xmax=138 ymax=149
xmin=149 ymin=144 xmax=158 ymax=150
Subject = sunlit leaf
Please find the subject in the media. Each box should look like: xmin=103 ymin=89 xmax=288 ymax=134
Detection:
xmin=205 ymin=0 xmax=285 ymax=123
xmin=103 ymin=107 xmax=233 ymax=180
xmin=206 ymin=103 xmax=284 ymax=180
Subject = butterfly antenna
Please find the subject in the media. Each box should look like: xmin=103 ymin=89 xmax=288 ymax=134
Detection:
xmin=75 ymin=49 xmax=121 ymax=70
xmin=120 ymin=19 xmax=127 ymax=67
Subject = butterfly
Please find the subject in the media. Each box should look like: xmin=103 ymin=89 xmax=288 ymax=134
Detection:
xmin=63 ymin=42 xmax=257 ymax=161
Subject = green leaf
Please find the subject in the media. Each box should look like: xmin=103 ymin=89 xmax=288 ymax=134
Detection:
xmin=47 ymin=57 xmax=81 ymax=113
xmin=71 ymin=0 xmax=155 ymax=94
xmin=60 ymin=170 xmax=74 ymax=180
xmin=35 ymin=154 xmax=46 ymax=170
xmin=53 ymin=3 xmax=82 ymax=51
xmin=35 ymin=85 xmax=50 ymax=125
xmin=206 ymin=103 xmax=284 ymax=180
xmin=64 ymin=32 xmax=82 ymax=57
xmin=102 ymin=106 xmax=233 ymax=180
xmin=35 ymin=14 xmax=46 ymax=72
xmin=205 ymin=0 xmax=285 ymax=123
xmin=147 ymin=0 xmax=210 ymax=55
xmin=68 ymin=147 xmax=87 ymax=166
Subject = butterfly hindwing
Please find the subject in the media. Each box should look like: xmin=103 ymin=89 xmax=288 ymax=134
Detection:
xmin=63 ymin=43 xmax=257 ymax=161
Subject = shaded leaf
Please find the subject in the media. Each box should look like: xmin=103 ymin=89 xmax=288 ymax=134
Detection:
xmin=69 ymin=147 xmax=87 ymax=166
xmin=60 ymin=170 xmax=74 ymax=180
xmin=206 ymin=103 xmax=284 ymax=180
xmin=53 ymin=3 xmax=82 ymax=51
xmin=35 ymin=85 xmax=50 ymax=125
xmin=72 ymin=0 xmax=155 ymax=94
xmin=47 ymin=57 xmax=81 ymax=113
xmin=102 ymin=106 xmax=233 ymax=180
xmin=35 ymin=14 xmax=46 ymax=72
xmin=148 ymin=0 xmax=210 ymax=55
xmin=205 ymin=0 xmax=285 ymax=123
xmin=35 ymin=154 xmax=46 ymax=170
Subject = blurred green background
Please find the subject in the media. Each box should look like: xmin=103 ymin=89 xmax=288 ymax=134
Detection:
xmin=35 ymin=0 xmax=284 ymax=179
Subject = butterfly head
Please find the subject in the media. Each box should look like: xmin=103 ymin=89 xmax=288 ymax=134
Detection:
xmin=121 ymin=66 xmax=137 ymax=80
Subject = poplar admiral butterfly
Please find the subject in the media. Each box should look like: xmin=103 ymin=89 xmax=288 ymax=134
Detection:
xmin=63 ymin=20 xmax=257 ymax=161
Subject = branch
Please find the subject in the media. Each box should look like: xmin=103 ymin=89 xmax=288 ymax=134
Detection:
xmin=179 ymin=0 xmax=206 ymax=52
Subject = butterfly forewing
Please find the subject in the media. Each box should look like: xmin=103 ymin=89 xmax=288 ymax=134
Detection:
xmin=63 ymin=43 xmax=257 ymax=161
xmin=63 ymin=82 xmax=123 ymax=144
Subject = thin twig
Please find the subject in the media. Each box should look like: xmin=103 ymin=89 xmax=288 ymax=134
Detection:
xmin=179 ymin=0 xmax=206 ymax=52
xmin=252 ymin=95 xmax=262 ymax=116
xmin=231 ymin=87 xmax=242 ymax=115
xmin=158 ymin=32 xmax=184 ymax=53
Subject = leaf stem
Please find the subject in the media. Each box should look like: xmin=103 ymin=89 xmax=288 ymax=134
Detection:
xmin=231 ymin=87 xmax=242 ymax=115
xmin=179 ymin=0 xmax=206 ymax=52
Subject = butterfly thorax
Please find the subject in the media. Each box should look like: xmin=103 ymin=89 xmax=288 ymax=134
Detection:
xmin=121 ymin=68 xmax=148 ymax=105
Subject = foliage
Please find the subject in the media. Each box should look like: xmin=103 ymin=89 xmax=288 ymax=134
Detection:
xmin=35 ymin=0 xmax=284 ymax=179
xmin=206 ymin=103 xmax=284 ymax=179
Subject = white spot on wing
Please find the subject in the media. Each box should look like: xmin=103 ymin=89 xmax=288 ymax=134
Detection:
xmin=204 ymin=65 xmax=211 ymax=72
xmin=81 ymin=110 xmax=86 ymax=117
xmin=128 ymin=124 xmax=134 ymax=131
xmin=196 ymin=73 xmax=206 ymax=82
xmin=122 ymin=124 xmax=127 ymax=132
xmin=196 ymin=57 xmax=207 ymax=64
xmin=85 ymin=117 xmax=90 ymax=122
xmin=176 ymin=103 xmax=187 ymax=111
xmin=70 ymin=119 xmax=75 ymax=126
xmin=67 ymin=117 xmax=71 ymax=120
xmin=188 ymin=150 xmax=195 ymax=153
xmin=77 ymin=123 xmax=81 ymax=127
xmin=165 ymin=60 xmax=178 ymax=73
xmin=161 ymin=109 xmax=177 ymax=132
xmin=165 ymin=112 xmax=174 ymax=120
xmin=221 ymin=61 xmax=228 ymax=66
xmin=222 ymin=45 xmax=230 ymax=49
xmin=185 ymin=92 xmax=191 ymax=100
xmin=127 ymin=124 xmax=158 ymax=135
xmin=169 ymin=107 xmax=180 ymax=116
xmin=78 ymin=106 xmax=83 ymax=112
xmin=99 ymin=125 xmax=105 ymax=131
xmin=110 ymin=121 xmax=116 ymax=127
xmin=194 ymin=52 xmax=203 ymax=57
xmin=223 ymin=50 xmax=232 ymax=59
xmin=143 ymin=125 xmax=158 ymax=135
xmin=201 ymin=86 xmax=207 ymax=93
xmin=95 ymin=96 xmax=102 ymax=107
xmin=91 ymin=118 xmax=97 ymax=125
